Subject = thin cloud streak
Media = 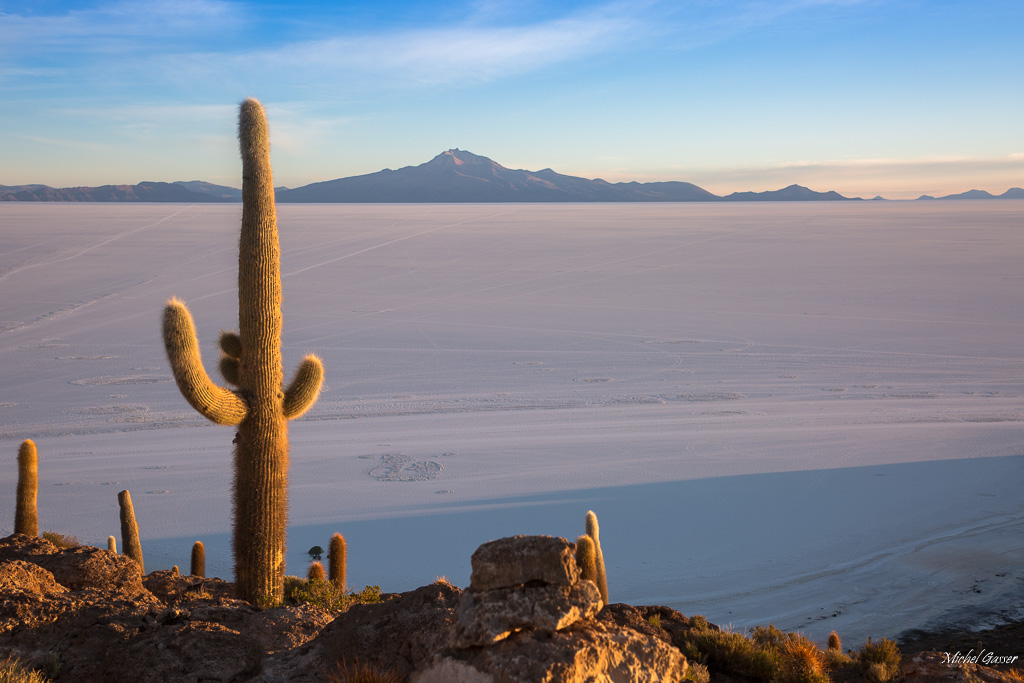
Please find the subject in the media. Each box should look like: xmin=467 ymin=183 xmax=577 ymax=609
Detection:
xmin=0 ymin=0 xmax=241 ymax=48
xmin=192 ymin=7 xmax=648 ymax=89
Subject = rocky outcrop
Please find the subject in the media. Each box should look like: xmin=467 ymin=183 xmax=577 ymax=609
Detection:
xmin=11 ymin=531 xmax=995 ymax=682
xmin=0 ymin=534 xmax=332 ymax=681
xmin=413 ymin=535 xmax=688 ymax=683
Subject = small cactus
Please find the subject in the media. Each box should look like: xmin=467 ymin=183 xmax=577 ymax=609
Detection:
xmin=827 ymin=630 xmax=841 ymax=651
xmin=108 ymin=536 xmax=117 ymax=554
xmin=574 ymin=535 xmax=598 ymax=587
xmin=329 ymin=533 xmax=347 ymax=590
xmin=15 ymin=439 xmax=38 ymax=536
xmin=585 ymin=510 xmax=608 ymax=604
xmin=118 ymin=489 xmax=144 ymax=573
xmin=191 ymin=541 xmax=206 ymax=578
xmin=307 ymin=561 xmax=325 ymax=582
xmin=171 ymin=565 xmax=180 ymax=576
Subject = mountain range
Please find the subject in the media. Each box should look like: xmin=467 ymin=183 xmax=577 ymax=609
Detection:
xmin=916 ymin=187 xmax=1024 ymax=200
xmin=2 ymin=149 xmax=1020 ymax=203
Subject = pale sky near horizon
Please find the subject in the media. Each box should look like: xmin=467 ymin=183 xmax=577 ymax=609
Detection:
xmin=1 ymin=0 xmax=1021 ymax=199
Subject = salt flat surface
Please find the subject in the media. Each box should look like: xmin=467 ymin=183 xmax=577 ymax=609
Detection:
xmin=1 ymin=201 xmax=1022 ymax=645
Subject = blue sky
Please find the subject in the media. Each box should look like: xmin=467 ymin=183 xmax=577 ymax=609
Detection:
xmin=1 ymin=0 xmax=1021 ymax=198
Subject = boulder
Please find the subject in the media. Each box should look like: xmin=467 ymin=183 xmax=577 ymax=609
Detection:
xmin=258 ymin=581 xmax=462 ymax=682
xmin=451 ymin=580 xmax=602 ymax=648
xmin=470 ymin=536 xmax=579 ymax=591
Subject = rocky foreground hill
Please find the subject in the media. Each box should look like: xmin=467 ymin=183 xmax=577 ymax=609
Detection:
xmin=0 ymin=532 xmax=1019 ymax=682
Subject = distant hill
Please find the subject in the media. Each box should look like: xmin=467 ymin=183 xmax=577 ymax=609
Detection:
xmin=0 ymin=181 xmax=235 ymax=202
xmin=917 ymin=187 xmax=1024 ymax=200
xmin=276 ymin=149 xmax=724 ymax=203
xmin=720 ymin=184 xmax=857 ymax=202
xmin=171 ymin=181 xmax=242 ymax=200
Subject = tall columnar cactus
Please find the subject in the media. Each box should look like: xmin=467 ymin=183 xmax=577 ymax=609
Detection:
xmin=585 ymin=510 xmax=608 ymax=605
xmin=329 ymin=532 xmax=347 ymax=591
xmin=191 ymin=541 xmax=206 ymax=578
xmin=574 ymin=534 xmax=598 ymax=593
xmin=15 ymin=439 xmax=38 ymax=536
xmin=161 ymin=98 xmax=324 ymax=606
xmin=118 ymin=489 xmax=144 ymax=573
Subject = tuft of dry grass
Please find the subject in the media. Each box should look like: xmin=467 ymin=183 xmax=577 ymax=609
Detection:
xmin=0 ymin=655 xmax=48 ymax=683
xmin=324 ymin=659 xmax=402 ymax=683
xmin=41 ymin=531 xmax=78 ymax=549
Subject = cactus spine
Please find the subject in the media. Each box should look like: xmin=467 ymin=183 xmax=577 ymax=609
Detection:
xmin=118 ymin=490 xmax=144 ymax=574
xmin=161 ymin=98 xmax=324 ymax=606
xmin=307 ymin=561 xmax=325 ymax=583
xmin=191 ymin=541 xmax=206 ymax=578
xmin=585 ymin=510 xmax=608 ymax=605
xmin=108 ymin=536 xmax=117 ymax=554
xmin=15 ymin=439 xmax=38 ymax=536
xmin=329 ymin=533 xmax=347 ymax=591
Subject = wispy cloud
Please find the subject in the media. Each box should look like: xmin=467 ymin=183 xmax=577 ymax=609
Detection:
xmin=0 ymin=0 xmax=242 ymax=48
xmin=168 ymin=3 xmax=650 ymax=90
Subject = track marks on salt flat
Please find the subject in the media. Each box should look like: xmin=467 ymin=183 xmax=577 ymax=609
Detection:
xmin=70 ymin=376 xmax=171 ymax=386
xmin=283 ymin=209 xmax=517 ymax=279
xmin=0 ymin=206 xmax=191 ymax=283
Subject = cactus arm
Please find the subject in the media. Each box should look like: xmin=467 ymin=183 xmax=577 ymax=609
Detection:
xmin=220 ymin=355 xmax=240 ymax=386
xmin=219 ymin=331 xmax=242 ymax=359
xmin=282 ymin=354 xmax=324 ymax=419
xmin=163 ymin=298 xmax=247 ymax=425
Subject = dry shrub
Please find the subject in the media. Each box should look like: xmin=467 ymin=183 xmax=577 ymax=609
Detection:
xmin=688 ymin=628 xmax=779 ymax=680
xmin=41 ymin=531 xmax=78 ymax=549
xmin=683 ymin=661 xmax=710 ymax=683
xmin=859 ymin=637 xmax=901 ymax=682
xmin=824 ymin=646 xmax=854 ymax=669
xmin=325 ymin=658 xmax=402 ymax=683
